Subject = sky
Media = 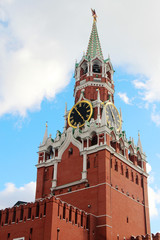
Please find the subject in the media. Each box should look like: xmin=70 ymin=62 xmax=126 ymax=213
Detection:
xmin=0 ymin=0 xmax=160 ymax=234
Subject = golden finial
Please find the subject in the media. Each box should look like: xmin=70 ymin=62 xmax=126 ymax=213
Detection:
xmin=45 ymin=121 xmax=48 ymax=127
xmin=91 ymin=9 xmax=97 ymax=22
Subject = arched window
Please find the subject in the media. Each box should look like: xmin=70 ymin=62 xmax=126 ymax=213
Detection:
xmin=63 ymin=204 xmax=66 ymax=219
xmin=28 ymin=207 xmax=31 ymax=219
xmin=119 ymin=140 xmax=124 ymax=156
xmin=93 ymin=60 xmax=102 ymax=73
xmin=125 ymin=168 xmax=129 ymax=179
xmin=128 ymin=147 xmax=134 ymax=162
xmin=5 ymin=209 xmax=9 ymax=224
xmin=36 ymin=203 xmax=39 ymax=218
xmin=121 ymin=164 xmax=124 ymax=175
xmin=47 ymin=146 xmax=54 ymax=160
xmin=91 ymin=133 xmax=97 ymax=146
xmin=115 ymin=160 xmax=118 ymax=171
xmin=136 ymin=175 xmax=139 ymax=185
xmin=75 ymin=209 xmax=78 ymax=224
xmin=131 ymin=171 xmax=134 ymax=182
xmin=93 ymin=64 xmax=100 ymax=73
xmin=12 ymin=207 xmax=16 ymax=222
xmin=80 ymin=61 xmax=88 ymax=76
xmin=107 ymin=71 xmax=111 ymax=81
xmin=87 ymin=160 xmax=90 ymax=169
xmin=137 ymin=152 xmax=142 ymax=167
xmin=69 ymin=207 xmax=72 ymax=222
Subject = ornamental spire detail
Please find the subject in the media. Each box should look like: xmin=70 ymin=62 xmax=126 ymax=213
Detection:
xmin=86 ymin=9 xmax=104 ymax=60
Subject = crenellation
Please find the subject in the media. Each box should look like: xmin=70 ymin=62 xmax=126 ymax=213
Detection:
xmin=131 ymin=234 xmax=160 ymax=240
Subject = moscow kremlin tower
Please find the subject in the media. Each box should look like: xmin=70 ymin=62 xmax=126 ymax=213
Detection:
xmin=1 ymin=9 xmax=159 ymax=240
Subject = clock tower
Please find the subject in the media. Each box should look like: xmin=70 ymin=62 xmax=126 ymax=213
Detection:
xmin=35 ymin=10 xmax=150 ymax=240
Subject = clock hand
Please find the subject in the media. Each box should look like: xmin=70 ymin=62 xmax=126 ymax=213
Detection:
xmin=75 ymin=107 xmax=85 ymax=122
xmin=108 ymin=105 xmax=115 ymax=123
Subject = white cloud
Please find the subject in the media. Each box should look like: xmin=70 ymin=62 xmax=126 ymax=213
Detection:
xmin=146 ymin=163 xmax=152 ymax=174
xmin=0 ymin=182 xmax=36 ymax=209
xmin=148 ymin=186 xmax=160 ymax=218
xmin=0 ymin=1 xmax=160 ymax=116
xmin=151 ymin=105 xmax=160 ymax=126
xmin=147 ymin=163 xmax=160 ymax=218
xmin=117 ymin=92 xmax=131 ymax=105
xmin=133 ymin=79 xmax=147 ymax=90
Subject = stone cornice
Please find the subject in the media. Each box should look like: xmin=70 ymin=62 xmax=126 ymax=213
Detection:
xmin=74 ymin=81 xmax=114 ymax=98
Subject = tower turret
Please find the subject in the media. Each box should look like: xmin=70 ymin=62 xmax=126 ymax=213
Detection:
xmin=74 ymin=10 xmax=114 ymax=104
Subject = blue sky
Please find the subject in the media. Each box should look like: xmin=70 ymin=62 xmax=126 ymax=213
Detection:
xmin=0 ymin=0 xmax=160 ymax=234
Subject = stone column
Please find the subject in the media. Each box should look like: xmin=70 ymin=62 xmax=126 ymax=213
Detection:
xmin=82 ymin=152 xmax=87 ymax=180
xmin=52 ymin=161 xmax=58 ymax=188
xmin=43 ymin=151 xmax=45 ymax=162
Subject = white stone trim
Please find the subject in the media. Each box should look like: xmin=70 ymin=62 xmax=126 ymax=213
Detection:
xmin=74 ymin=81 xmax=114 ymax=98
xmin=58 ymin=127 xmax=82 ymax=159
xmin=82 ymin=152 xmax=87 ymax=179
xmin=56 ymin=181 xmax=148 ymax=208
xmin=51 ymin=179 xmax=88 ymax=191
xmin=13 ymin=238 xmax=25 ymax=240
xmin=96 ymin=224 xmax=112 ymax=228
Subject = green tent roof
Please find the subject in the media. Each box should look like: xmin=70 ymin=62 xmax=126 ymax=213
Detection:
xmin=86 ymin=21 xmax=104 ymax=60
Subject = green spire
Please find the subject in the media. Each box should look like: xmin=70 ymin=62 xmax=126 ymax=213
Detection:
xmin=86 ymin=17 xmax=104 ymax=60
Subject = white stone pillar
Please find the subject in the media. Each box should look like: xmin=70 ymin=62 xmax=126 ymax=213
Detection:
xmin=102 ymin=63 xmax=105 ymax=77
xmin=98 ymin=134 xmax=100 ymax=146
xmin=87 ymin=62 xmax=90 ymax=76
xmin=52 ymin=161 xmax=58 ymax=188
xmin=43 ymin=151 xmax=45 ymax=162
xmin=104 ymin=64 xmax=107 ymax=78
xmin=82 ymin=152 xmax=87 ymax=180
xmin=104 ymin=133 xmax=106 ymax=145
xmin=90 ymin=62 xmax=93 ymax=76
xmin=87 ymin=137 xmax=89 ymax=149
xmin=77 ymin=66 xmax=80 ymax=80
xmin=82 ymin=139 xmax=84 ymax=151
xmin=53 ymin=148 xmax=55 ymax=160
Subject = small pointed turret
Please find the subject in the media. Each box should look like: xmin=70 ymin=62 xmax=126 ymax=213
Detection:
xmin=86 ymin=9 xmax=103 ymax=60
xmin=137 ymin=131 xmax=143 ymax=152
xmin=64 ymin=102 xmax=67 ymax=132
xmin=42 ymin=122 xmax=48 ymax=145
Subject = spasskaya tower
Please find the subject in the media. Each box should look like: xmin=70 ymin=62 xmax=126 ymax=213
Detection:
xmin=35 ymin=9 xmax=151 ymax=240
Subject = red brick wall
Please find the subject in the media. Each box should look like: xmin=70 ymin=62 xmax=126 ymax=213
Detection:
xmin=57 ymin=143 xmax=83 ymax=186
xmin=0 ymin=197 xmax=90 ymax=240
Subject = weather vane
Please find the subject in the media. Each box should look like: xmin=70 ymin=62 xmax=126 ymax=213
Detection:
xmin=91 ymin=8 xmax=97 ymax=22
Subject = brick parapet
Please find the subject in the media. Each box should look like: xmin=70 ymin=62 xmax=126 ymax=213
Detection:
xmin=131 ymin=233 xmax=160 ymax=240
xmin=0 ymin=196 xmax=89 ymax=231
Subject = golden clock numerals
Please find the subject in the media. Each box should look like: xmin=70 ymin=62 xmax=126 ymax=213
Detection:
xmin=74 ymin=122 xmax=77 ymax=126
xmin=70 ymin=119 xmax=74 ymax=124
xmin=87 ymin=109 xmax=90 ymax=113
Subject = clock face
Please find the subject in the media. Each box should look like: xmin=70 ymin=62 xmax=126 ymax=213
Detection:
xmin=68 ymin=100 xmax=93 ymax=128
xmin=105 ymin=102 xmax=121 ymax=131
